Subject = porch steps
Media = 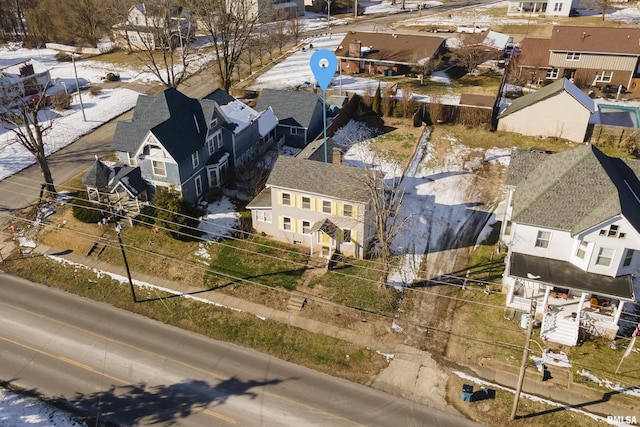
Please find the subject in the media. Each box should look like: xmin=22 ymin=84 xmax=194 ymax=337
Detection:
xmin=287 ymin=295 xmax=307 ymax=312
xmin=541 ymin=308 xmax=579 ymax=347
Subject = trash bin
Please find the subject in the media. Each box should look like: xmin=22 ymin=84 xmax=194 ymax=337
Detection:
xmin=462 ymin=384 xmax=473 ymax=402
xmin=520 ymin=313 xmax=530 ymax=329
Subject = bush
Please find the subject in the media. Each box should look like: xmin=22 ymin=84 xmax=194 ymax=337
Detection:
xmin=72 ymin=193 xmax=105 ymax=223
xmin=152 ymin=187 xmax=204 ymax=241
xmin=55 ymin=52 xmax=72 ymax=62
xmin=89 ymin=85 xmax=102 ymax=96
xmin=52 ymin=92 xmax=71 ymax=110
xmin=132 ymin=204 xmax=156 ymax=227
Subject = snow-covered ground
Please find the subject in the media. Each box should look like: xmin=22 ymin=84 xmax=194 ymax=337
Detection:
xmin=3 ymin=0 xmax=640 ymax=423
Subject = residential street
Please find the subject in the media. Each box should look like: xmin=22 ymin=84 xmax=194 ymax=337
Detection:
xmin=0 ymin=272 xmax=482 ymax=427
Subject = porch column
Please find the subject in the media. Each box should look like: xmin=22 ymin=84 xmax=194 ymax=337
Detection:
xmin=576 ymin=292 xmax=588 ymax=323
xmin=506 ymin=280 xmax=515 ymax=305
xmin=310 ymin=232 xmax=314 ymax=256
xmin=613 ymin=300 xmax=625 ymax=325
xmin=542 ymin=285 xmax=551 ymax=314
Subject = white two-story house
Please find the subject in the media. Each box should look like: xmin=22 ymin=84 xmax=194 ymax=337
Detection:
xmin=247 ymin=156 xmax=378 ymax=259
xmin=501 ymin=144 xmax=640 ymax=346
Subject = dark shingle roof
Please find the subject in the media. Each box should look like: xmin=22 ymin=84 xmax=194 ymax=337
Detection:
xmin=204 ymin=88 xmax=236 ymax=106
xmin=509 ymin=252 xmax=634 ymax=300
xmin=112 ymin=88 xmax=216 ymax=163
xmin=499 ymin=78 xmax=594 ymax=118
xmin=266 ymin=156 xmax=373 ymax=203
xmin=511 ymin=144 xmax=640 ymax=235
xmin=109 ymin=166 xmax=147 ymax=196
xmin=550 ymin=25 xmax=640 ymax=56
xmin=82 ymin=158 xmax=111 ymax=189
xmin=255 ymin=89 xmax=322 ymax=128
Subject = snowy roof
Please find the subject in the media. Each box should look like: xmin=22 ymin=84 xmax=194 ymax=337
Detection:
xmin=482 ymin=31 xmax=512 ymax=50
xmin=257 ymin=107 xmax=278 ymax=137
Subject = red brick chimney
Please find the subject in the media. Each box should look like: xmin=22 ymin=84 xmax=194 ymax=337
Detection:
xmin=348 ymin=40 xmax=362 ymax=58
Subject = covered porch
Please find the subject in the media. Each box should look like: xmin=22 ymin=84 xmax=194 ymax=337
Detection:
xmin=504 ymin=252 xmax=634 ymax=346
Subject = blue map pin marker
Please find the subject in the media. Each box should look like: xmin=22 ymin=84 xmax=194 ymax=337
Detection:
xmin=310 ymin=49 xmax=337 ymax=91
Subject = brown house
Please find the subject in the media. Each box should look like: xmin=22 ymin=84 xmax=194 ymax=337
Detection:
xmin=334 ymin=31 xmax=448 ymax=76
xmin=515 ymin=26 xmax=640 ymax=91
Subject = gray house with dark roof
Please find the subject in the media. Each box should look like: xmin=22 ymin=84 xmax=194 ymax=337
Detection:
xmin=500 ymin=144 xmax=640 ymax=346
xmin=246 ymin=156 xmax=377 ymax=259
xmin=111 ymin=87 xmax=277 ymax=205
xmin=255 ymin=89 xmax=325 ymax=148
xmin=497 ymin=78 xmax=594 ymax=143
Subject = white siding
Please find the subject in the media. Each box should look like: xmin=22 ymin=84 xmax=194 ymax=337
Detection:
xmin=497 ymin=91 xmax=590 ymax=143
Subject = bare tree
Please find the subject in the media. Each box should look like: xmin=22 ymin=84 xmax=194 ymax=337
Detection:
xmin=454 ymin=46 xmax=493 ymax=75
xmin=269 ymin=8 xmax=290 ymax=55
xmin=288 ymin=12 xmax=303 ymax=44
xmin=412 ymin=56 xmax=442 ymax=85
xmin=0 ymin=0 xmax=32 ymax=42
xmin=116 ymin=0 xmax=197 ymax=88
xmin=334 ymin=123 xmax=407 ymax=282
xmin=582 ymin=0 xmax=611 ymax=20
xmin=190 ymin=0 xmax=258 ymax=92
xmin=0 ymin=84 xmax=57 ymax=197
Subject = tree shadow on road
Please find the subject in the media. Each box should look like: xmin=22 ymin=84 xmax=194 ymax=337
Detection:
xmin=65 ymin=376 xmax=290 ymax=425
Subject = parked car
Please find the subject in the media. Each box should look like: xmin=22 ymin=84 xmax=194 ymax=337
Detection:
xmin=601 ymin=84 xmax=626 ymax=94
xmin=457 ymin=24 xmax=488 ymax=33
xmin=25 ymin=94 xmax=51 ymax=110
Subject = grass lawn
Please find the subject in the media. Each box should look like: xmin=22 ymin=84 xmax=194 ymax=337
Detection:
xmin=204 ymin=235 xmax=309 ymax=291
xmin=307 ymin=258 xmax=400 ymax=315
xmin=0 ymin=253 xmax=388 ymax=384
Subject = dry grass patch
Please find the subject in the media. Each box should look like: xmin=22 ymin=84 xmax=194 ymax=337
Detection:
xmin=371 ymin=117 xmax=425 ymax=168
xmin=445 ymin=374 xmax=605 ymax=427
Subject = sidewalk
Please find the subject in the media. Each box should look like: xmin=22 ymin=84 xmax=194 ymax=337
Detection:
xmin=16 ymin=243 xmax=640 ymax=419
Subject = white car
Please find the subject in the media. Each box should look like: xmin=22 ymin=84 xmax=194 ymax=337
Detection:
xmin=457 ymin=24 xmax=489 ymax=34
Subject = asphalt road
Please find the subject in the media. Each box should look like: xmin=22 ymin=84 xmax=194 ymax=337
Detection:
xmin=0 ymin=273 xmax=481 ymax=426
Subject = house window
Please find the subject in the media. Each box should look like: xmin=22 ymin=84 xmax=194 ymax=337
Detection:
xmin=195 ymin=175 xmax=203 ymax=196
xmin=343 ymin=228 xmax=352 ymax=243
xmin=152 ymin=160 xmax=166 ymax=177
xmin=282 ymin=192 xmax=291 ymax=206
xmin=546 ymin=68 xmax=559 ymax=79
xmin=302 ymin=196 xmax=311 ymax=209
xmin=594 ymin=71 xmax=613 ymax=83
xmin=322 ymin=200 xmax=331 ymax=214
xmin=596 ymin=247 xmax=614 ymax=267
xmin=535 ymin=231 xmax=551 ymax=249
xmin=282 ymin=216 xmax=292 ymax=231
xmin=576 ymin=240 xmax=588 ymax=259
xmin=623 ymin=249 xmax=635 ymax=267
xmin=256 ymin=210 xmax=272 ymax=223
xmin=566 ymin=52 xmax=581 ymax=61
xmin=290 ymin=127 xmax=298 ymax=135
xmin=211 ymin=117 xmax=217 ymax=127
xmin=302 ymin=220 xmax=311 ymax=234
xmin=192 ymin=152 xmax=199 ymax=168
xmin=206 ymin=139 xmax=215 ymax=155
xmin=343 ymin=204 xmax=353 ymax=217
xmin=608 ymin=224 xmax=619 ymax=237
xmin=553 ymin=2 xmax=562 ymax=11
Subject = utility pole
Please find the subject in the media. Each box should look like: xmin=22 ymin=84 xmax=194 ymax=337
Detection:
xmin=71 ymin=53 xmax=86 ymax=122
xmin=511 ymin=298 xmax=536 ymax=419
xmin=116 ymin=222 xmax=137 ymax=303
